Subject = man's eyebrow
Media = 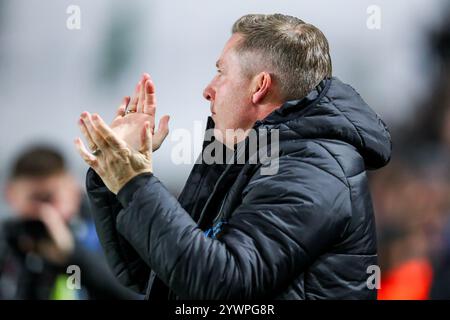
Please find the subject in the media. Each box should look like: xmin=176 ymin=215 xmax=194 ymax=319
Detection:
xmin=215 ymin=60 xmax=222 ymax=68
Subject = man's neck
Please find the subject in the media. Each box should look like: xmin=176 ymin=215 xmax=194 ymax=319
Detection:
xmin=256 ymin=102 xmax=284 ymax=122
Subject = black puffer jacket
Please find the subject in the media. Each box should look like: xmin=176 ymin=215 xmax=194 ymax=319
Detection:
xmin=86 ymin=77 xmax=391 ymax=300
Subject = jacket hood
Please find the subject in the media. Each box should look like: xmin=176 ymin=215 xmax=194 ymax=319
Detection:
xmin=258 ymin=77 xmax=392 ymax=169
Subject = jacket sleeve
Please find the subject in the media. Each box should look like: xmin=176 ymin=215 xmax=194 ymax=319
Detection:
xmin=86 ymin=168 xmax=150 ymax=294
xmin=115 ymin=157 xmax=351 ymax=299
xmin=68 ymin=240 xmax=141 ymax=299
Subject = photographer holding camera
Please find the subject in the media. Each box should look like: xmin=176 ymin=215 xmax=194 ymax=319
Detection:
xmin=0 ymin=146 xmax=136 ymax=300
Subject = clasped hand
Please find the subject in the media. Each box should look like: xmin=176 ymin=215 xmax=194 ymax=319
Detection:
xmin=74 ymin=74 xmax=170 ymax=194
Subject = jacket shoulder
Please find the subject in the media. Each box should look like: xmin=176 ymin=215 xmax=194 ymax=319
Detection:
xmin=277 ymin=138 xmax=364 ymax=187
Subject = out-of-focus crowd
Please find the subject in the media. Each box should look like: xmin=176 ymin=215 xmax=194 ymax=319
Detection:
xmin=373 ymin=9 xmax=450 ymax=299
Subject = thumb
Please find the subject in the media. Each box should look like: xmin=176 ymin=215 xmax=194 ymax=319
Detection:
xmin=157 ymin=115 xmax=170 ymax=137
xmin=153 ymin=115 xmax=170 ymax=151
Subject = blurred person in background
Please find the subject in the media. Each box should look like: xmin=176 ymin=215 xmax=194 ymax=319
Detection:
xmin=0 ymin=146 xmax=137 ymax=299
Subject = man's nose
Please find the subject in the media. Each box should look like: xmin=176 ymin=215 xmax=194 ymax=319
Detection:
xmin=203 ymin=84 xmax=215 ymax=101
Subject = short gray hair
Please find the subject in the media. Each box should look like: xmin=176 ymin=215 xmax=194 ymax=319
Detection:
xmin=232 ymin=14 xmax=332 ymax=101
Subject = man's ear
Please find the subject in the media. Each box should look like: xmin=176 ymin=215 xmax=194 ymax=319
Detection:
xmin=251 ymin=72 xmax=272 ymax=105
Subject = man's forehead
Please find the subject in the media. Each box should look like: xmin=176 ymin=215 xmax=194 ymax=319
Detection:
xmin=217 ymin=33 xmax=244 ymax=65
xmin=225 ymin=33 xmax=244 ymax=49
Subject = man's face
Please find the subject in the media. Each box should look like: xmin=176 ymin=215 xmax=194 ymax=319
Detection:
xmin=203 ymin=33 xmax=257 ymax=144
xmin=5 ymin=173 xmax=80 ymax=222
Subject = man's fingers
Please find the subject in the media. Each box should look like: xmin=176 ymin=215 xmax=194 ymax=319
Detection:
xmin=90 ymin=113 xmax=127 ymax=150
xmin=80 ymin=112 xmax=109 ymax=150
xmin=78 ymin=118 xmax=97 ymax=151
xmin=128 ymin=83 xmax=140 ymax=113
xmin=137 ymin=73 xmax=150 ymax=113
xmin=116 ymin=105 xmax=126 ymax=119
xmin=152 ymin=115 xmax=170 ymax=151
xmin=156 ymin=115 xmax=170 ymax=138
xmin=74 ymin=138 xmax=98 ymax=167
xmin=115 ymin=96 xmax=130 ymax=119
xmin=137 ymin=79 xmax=145 ymax=113
xmin=144 ymin=78 xmax=157 ymax=117
xmin=158 ymin=115 xmax=170 ymax=132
